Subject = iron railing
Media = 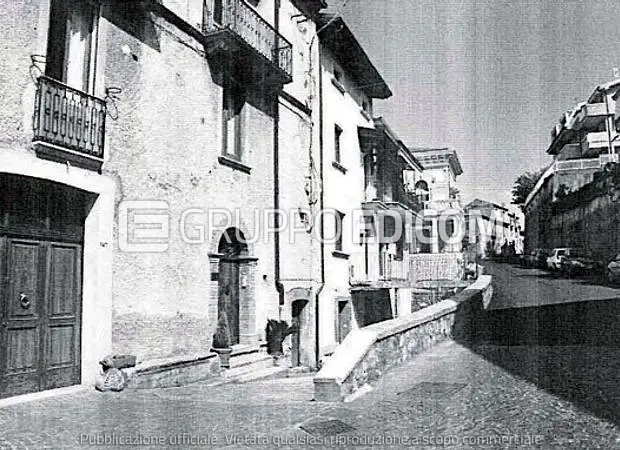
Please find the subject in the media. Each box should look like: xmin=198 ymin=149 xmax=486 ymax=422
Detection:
xmin=33 ymin=76 xmax=106 ymax=159
xmin=203 ymin=0 xmax=292 ymax=78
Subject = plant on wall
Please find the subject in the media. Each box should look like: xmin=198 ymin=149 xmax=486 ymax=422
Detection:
xmin=265 ymin=319 xmax=297 ymax=356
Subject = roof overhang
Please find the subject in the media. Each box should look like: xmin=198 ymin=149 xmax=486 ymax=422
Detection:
xmin=317 ymin=14 xmax=392 ymax=99
xmin=409 ymin=148 xmax=464 ymax=176
xmin=290 ymin=0 xmax=327 ymax=17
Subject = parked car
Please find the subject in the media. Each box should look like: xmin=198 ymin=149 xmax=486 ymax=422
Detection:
xmin=523 ymin=248 xmax=549 ymax=269
xmin=607 ymin=253 xmax=620 ymax=284
xmin=546 ymin=248 xmax=570 ymax=271
xmin=559 ymin=248 xmax=600 ymax=277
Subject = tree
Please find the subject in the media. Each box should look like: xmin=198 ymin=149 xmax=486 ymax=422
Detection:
xmin=511 ymin=167 xmax=547 ymax=211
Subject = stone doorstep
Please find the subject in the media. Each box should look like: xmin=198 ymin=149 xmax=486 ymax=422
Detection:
xmin=123 ymin=344 xmax=268 ymax=389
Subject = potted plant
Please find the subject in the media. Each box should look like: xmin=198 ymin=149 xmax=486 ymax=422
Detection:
xmin=265 ymin=319 xmax=297 ymax=367
xmin=212 ymin=311 xmax=232 ymax=369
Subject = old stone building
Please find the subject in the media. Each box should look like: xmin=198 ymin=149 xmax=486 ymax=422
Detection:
xmin=0 ymin=0 xmax=325 ymax=398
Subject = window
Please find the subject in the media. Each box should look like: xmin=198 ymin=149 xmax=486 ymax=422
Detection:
xmin=335 ymin=210 xmax=345 ymax=252
xmin=212 ymin=0 xmax=223 ymax=25
xmin=334 ymin=125 xmax=342 ymax=164
xmin=46 ymin=0 xmax=99 ymax=92
xmin=222 ymin=79 xmax=246 ymax=161
xmin=414 ymin=180 xmax=430 ymax=203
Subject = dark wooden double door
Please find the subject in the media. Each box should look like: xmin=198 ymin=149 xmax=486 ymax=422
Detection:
xmin=0 ymin=175 xmax=84 ymax=398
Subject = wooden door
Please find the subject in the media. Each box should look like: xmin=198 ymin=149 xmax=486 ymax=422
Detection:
xmin=44 ymin=242 xmax=82 ymax=390
xmin=291 ymin=300 xmax=307 ymax=367
xmin=1 ymin=238 xmax=44 ymax=397
xmin=218 ymin=259 xmax=240 ymax=346
xmin=336 ymin=300 xmax=352 ymax=344
xmin=0 ymin=239 xmax=82 ymax=397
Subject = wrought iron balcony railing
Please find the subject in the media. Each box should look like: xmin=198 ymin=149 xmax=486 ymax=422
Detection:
xmin=202 ymin=0 xmax=292 ymax=82
xmin=33 ymin=76 xmax=106 ymax=169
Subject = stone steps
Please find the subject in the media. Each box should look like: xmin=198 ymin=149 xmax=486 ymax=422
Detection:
xmin=123 ymin=345 xmax=270 ymax=389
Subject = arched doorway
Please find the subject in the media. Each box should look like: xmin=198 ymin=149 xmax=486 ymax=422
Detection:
xmin=415 ymin=180 xmax=430 ymax=203
xmin=217 ymin=228 xmax=248 ymax=346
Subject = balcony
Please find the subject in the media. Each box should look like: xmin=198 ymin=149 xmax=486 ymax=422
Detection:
xmin=581 ymin=131 xmax=611 ymax=156
xmin=573 ymin=102 xmax=613 ymax=131
xmin=424 ymin=199 xmax=462 ymax=211
xmin=349 ymin=251 xmax=409 ymax=287
xmin=32 ymin=76 xmax=106 ymax=172
xmin=554 ymin=153 xmax=618 ymax=172
xmin=202 ymin=0 xmax=292 ymax=87
xmin=554 ymin=158 xmax=601 ymax=172
xmin=547 ymin=125 xmax=577 ymax=155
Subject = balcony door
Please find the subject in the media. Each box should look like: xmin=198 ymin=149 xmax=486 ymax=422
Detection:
xmin=45 ymin=0 xmax=99 ymax=93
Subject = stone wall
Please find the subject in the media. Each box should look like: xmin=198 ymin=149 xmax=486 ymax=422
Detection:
xmin=548 ymin=169 xmax=620 ymax=263
xmin=314 ymin=275 xmax=492 ymax=402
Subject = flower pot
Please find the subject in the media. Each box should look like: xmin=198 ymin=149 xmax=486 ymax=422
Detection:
xmin=272 ymin=354 xmax=289 ymax=368
xmin=212 ymin=347 xmax=232 ymax=369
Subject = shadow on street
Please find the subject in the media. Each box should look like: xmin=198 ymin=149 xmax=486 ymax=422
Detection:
xmin=454 ymin=294 xmax=620 ymax=427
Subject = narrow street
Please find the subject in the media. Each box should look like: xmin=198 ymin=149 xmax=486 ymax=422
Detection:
xmin=1 ymin=263 xmax=620 ymax=449
xmin=483 ymin=261 xmax=620 ymax=310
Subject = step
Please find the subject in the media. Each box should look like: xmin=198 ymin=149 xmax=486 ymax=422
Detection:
xmin=222 ymin=354 xmax=275 ymax=379
xmin=123 ymin=353 xmax=219 ymax=389
xmin=229 ymin=366 xmax=289 ymax=384
xmin=123 ymin=344 xmax=267 ymax=389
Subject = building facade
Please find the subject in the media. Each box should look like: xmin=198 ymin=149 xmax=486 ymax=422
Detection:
xmin=410 ymin=148 xmax=464 ymax=254
xmin=0 ymin=0 xmax=326 ymax=398
xmin=464 ymin=199 xmax=522 ymax=259
xmin=0 ymin=0 xmax=473 ymax=399
xmin=314 ymin=14 xmax=395 ymax=357
xmin=525 ymin=79 xmax=620 ymax=256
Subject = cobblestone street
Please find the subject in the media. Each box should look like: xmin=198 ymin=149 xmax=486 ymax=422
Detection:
xmin=1 ymin=340 xmax=619 ymax=449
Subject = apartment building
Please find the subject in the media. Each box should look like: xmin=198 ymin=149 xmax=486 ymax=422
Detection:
xmin=314 ymin=14 xmax=396 ymax=356
xmin=0 ymin=0 xmax=324 ymax=398
xmin=524 ymin=79 xmax=620 ymax=254
xmin=464 ymin=199 xmax=522 ymax=259
xmin=353 ymin=118 xmax=425 ymax=327
xmin=410 ymin=147 xmax=464 ymax=254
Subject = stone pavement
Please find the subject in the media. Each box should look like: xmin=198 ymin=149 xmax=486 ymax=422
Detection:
xmin=1 ymin=340 xmax=619 ymax=449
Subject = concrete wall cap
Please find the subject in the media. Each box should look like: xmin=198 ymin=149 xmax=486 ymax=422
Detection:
xmin=465 ymin=275 xmax=492 ymax=292
xmin=315 ymin=300 xmax=457 ymax=384
xmin=314 ymin=275 xmax=493 ymax=387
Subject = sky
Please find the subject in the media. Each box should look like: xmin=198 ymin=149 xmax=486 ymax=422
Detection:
xmin=341 ymin=0 xmax=620 ymax=210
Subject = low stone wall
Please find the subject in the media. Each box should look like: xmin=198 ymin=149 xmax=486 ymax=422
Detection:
xmin=122 ymin=352 xmax=220 ymax=389
xmin=314 ymin=275 xmax=492 ymax=402
xmin=409 ymin=252 xmax=464 ymax=282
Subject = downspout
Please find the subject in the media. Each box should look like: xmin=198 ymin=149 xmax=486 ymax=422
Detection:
xmin=274 ymin=0 xmax=285 ymax=315
xmin=314 ymin=41 xmax=325 ymax=368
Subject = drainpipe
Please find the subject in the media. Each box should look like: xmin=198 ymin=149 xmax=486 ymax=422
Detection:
xmin=274 ymin=0 xmax=285 ymax=315
xmin=314 ymin=41 xmax=325 ymax=368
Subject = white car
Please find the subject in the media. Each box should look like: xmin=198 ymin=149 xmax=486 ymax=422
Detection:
xmin=607 ymin=253 xmax=620 ymax=284
xmin=546 ymin=248 xmax=570 ymax=271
